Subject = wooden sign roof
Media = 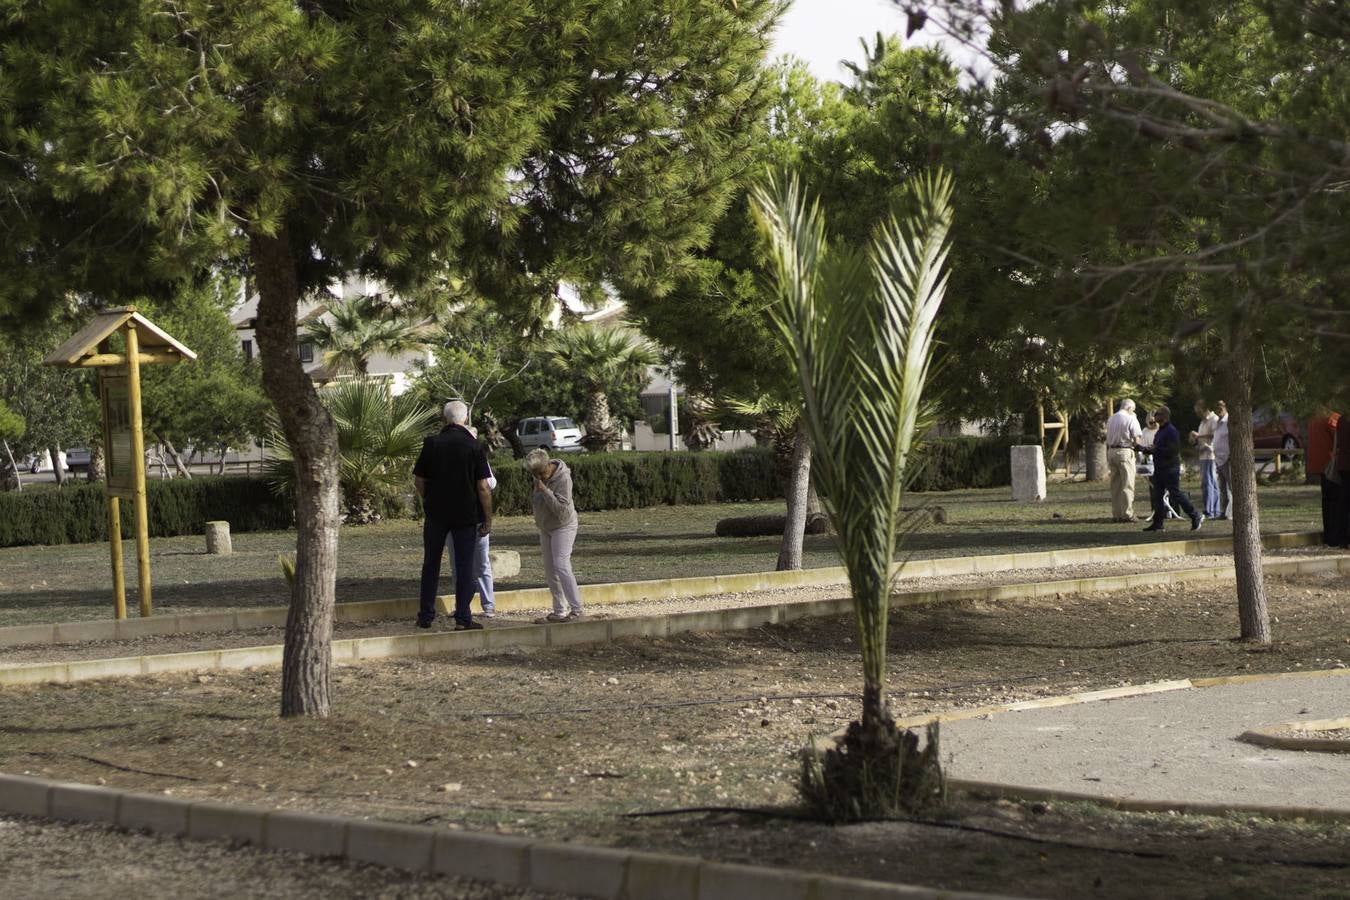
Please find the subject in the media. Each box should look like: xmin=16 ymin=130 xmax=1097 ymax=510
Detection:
xmin=44 ymin=307 xmax=197 ymax=368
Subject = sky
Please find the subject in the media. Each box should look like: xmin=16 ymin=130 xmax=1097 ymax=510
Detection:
xmin=769 ymin=0 xmax=915 ymax=83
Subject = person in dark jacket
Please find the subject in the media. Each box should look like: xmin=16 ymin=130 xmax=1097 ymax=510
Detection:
xmin=1134 ymin=406 xmax=1203 ymax=533
xmin=413 ymin=400 xmax=493 ymax=630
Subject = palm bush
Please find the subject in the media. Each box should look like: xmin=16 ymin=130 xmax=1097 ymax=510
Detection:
xmin=752 ymin=170 xmax=954 ymax=821
xmin=265 ymin=380 xmax=438 ymax=524
xmin=546 ymin=325 xmax=656 ymax=451
xmin=303 ymin=295 xmax=434 ymax=377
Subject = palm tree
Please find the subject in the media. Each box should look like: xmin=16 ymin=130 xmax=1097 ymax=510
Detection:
xmin=265 ymin=380 xmax=438 ymax=524
xmin=546 ymin=325 xmax=656 ymax=451
xmin=303 ymin=296 xmax=433 ymax=377
xmin=752 ymin=170 xmax=954 ymax=821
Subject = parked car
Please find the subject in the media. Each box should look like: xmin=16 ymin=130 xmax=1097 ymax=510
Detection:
xmin=1252 ymin=410 xmax=1302 ymax=451
xmin=65 ymin=447 xmax=92 ymax=472
xmin=517 ymin=416 xmax=585 ymax=453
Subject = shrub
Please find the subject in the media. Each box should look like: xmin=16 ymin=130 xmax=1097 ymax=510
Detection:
xmin=906 ymin=435 xmax=1034 ymax=493
xmin=0 ymin=477 xmax=291 ymax=548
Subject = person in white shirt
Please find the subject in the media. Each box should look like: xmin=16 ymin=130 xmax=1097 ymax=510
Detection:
xmin=1211 ymin=400 xmax=1231 ymax=519
xmin=1189 ymin=400 xmax=1221 ymax=519
xmin=1105 ymin=399 xmax=1144 ymax=522
xmin=448 ymin=426 xmax=498 ymax=617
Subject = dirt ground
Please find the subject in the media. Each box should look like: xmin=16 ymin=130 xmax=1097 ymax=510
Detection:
xmin=0 ymin=815 xmax=576 ymax=900
xmin=1 ymin=572 xmax=1348 ymax=899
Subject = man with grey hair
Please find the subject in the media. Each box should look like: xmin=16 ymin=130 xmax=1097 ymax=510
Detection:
xmin=1106 ymin=398 xmax=1144 ymax=522
xmin=412 ymin=400 xmax=493 ymax=630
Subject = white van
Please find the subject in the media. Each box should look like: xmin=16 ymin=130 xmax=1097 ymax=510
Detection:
xmin=517 ymin=416 xmax=585 ymax=452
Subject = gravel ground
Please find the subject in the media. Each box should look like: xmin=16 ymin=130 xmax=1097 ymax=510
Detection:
xmin=2 ymin=549 xmax=1336 ymax=666
xmin=0 ymin=816 xmax=576 ymax=900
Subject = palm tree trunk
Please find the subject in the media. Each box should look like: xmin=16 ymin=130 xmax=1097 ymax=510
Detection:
xmin=1223 ymin=331 xmax=1270 ymax=643
xmin=87 ymin=443 xmax=105 ymax=482
xmin=49 ymin=444 xmax=66 ymax=485
xmin=584 ymin=390 xmax=615 ymax=451
xmin=252 ymin=226 xmax=342 ymax=718
xmin=778 ymin=419 xmax=811 ymax=570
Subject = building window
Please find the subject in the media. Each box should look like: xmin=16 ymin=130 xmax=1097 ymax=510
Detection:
xmin=241 ymin=339 xmax=253 ymax=362
xmin=298 ymin=341 xmax=314 ymax=363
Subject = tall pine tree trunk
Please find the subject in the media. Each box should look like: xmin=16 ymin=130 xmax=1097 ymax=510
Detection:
xmin=49 ymin=444 xmax=66 ymax=485
xmin=1223 ymin=333 xmax=1270 ymax=644
xmin=778 ymin=420 xmax=811 ymax=571
xmin=252 ymin=227 xmax=342 ymax=717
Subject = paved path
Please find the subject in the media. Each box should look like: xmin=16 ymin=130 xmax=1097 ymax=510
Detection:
xmin=942 ymin=675 xmax=1350 ymax=811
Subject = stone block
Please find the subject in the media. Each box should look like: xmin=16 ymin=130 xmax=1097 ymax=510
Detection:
xmin=347 ymin=819 xmax=434 ymax=872
xmin=232 ymin=608 xmax=288 ymax=630
xmin=51 ymin=620 xmax=115 ymax=643
xmin=484 ymin=625 xmax=548 ymax=651
xmin=663 ymin=610 xmax=724 ymax=636
xmin=265 ymin=809 xmax=348 ymax=857
xmin=144 ymin=649 xmax=221 ymax=675
xmin=114 ymin=615 xmax=183 ymax=641
xmin=118 ymin=792 xmax=191 ymax=835
xmin=205 ymin=520 xmax=232 ymax=555
xmin=65 ymin=656 xmax=144 ymax=682
xmin=182 ymin=612 xmax=238 ymax=634
xmin=418 ymin=629 xmax=489 ymax=659
xmin=353 ymin=634 xmax=424 ymax=661
xmin=609 ymin=616 xmax=669 ymax=641
xmin=697 ymin=861 xmax=811 ymax=900
xmin=432 ymin=830 xmax=532 ymax=886
xmin=51 ymin=783 xmax=120 ymax=825
xmin=529 ymin=842 xmax=629 ymax=899
xmin=215 ymin=646 xmax=283 ymax=670
xmin=0 ymin=773 xmax=53 ymax=817
xmin=189 ymin=800 xmax=266 ymax=844
xmin=1010 ymin=444 xmax=1046 ymax=502
xmin=546 ymin=618 xmax=611 ymax=648
xmin=810 ymin=874 xmax=949 ymax=899
xmin=0 ymin=663 xmax=68 ymax=685
xmin=721 ymin=606 xmax=777 ymax=632
xmin=488 ymin=549 xmax=521 ymax=579
xmin=623 ymin=851 xmax=700 ymax=900
xmin=336 ymin=599 xmax=413 ymax=624
xmin=490 ymin=588 xmax=553 ymax=613
xmin=0 ymin=624 xmax=59 ymax=648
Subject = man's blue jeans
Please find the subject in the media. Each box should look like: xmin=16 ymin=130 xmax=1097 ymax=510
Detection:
xmin=1198 ymin=459 xmax=1220 ymax=517
xmin=420 ymin=518 xmax=479 ymax=625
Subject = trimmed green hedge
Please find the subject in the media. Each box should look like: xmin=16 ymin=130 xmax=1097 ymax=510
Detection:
xmin=0 ymin=477 xmax=291 ymax=548
xmin=907 ymin=435 xmax=1034 ymax=493
xmin=0 ymin=438 xmax=1029 ymax=547
xmin=488 ymin=448 xmax=781 ymax=515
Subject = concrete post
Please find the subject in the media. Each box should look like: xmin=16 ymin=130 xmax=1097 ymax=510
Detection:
xmin=1011 ymin=445 xmax=1047 ymax=502
xmin=205 ymin=521 xmax=233 ymax=556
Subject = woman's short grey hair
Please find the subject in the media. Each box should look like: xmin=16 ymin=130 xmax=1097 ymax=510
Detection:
xmin=524 ymin=448 xmax=551 ymax=474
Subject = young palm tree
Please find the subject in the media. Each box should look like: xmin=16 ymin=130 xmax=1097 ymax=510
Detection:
xmin=546 ymin=326 xmax=656 ymax=451
xmin=752 ymin=170 xmax=954 ymax=821
xmin=265 ymin=380 xmax=438 ymax=524
xmin=303 ymin=296 xmax=433 ymax=377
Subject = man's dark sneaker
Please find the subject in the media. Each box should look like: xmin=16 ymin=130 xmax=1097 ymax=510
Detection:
xmin=1191 ymin=514 xmax=1205 ymax=531
xmin=416 ymin=618 xmax=434 ymax=629
xmin=454 ymin=620 xmax=484 ymax=631
xmin=1142 ymin=524 xmax=1164 ymax=532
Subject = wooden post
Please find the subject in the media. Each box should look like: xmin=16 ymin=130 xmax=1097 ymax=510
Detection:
xmin=125 ymin=324 xmax=152 ymax=617
xmin=108 ymin=495 xmax=126 ymax=619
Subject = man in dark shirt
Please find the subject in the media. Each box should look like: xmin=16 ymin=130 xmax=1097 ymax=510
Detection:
xmin=413 ymin=400 xmax=494 ymax=629
xmin=1135 ymin=406 xmax=1203 ymax=533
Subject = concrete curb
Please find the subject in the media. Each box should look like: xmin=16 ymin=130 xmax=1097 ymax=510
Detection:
xmin=0 ymin=531 xmax=1321 ymax=649
xmin=1236 ymin=717 xmax=1350 ymax=754
xmin=0 ymin=773 xmax=1024 ymax=900
xmin=3 ymin=553 xmax=1348 ymax=687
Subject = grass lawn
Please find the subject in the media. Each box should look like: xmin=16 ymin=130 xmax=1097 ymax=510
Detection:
xmin=0 ymin=478 xmax=1322 ymax=627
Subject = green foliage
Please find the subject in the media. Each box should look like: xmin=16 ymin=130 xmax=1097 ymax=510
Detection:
xmin=908 ymin=435 xmax=1035 ymax=493
xmin=0 ymin=318 xmax=99 ymax=458
xmin=0 ymin=398 xmax=23 ymax=442
xmin=0 ymin=477 xmax=291 ymax=548
xmin=266 ymin=380 xmax=438 ymax=523
xmin=754 ymin=169 xmax=953 ymax=819
xmin=485 ymin=448 xmax=781 ymax=515
xmin=303 ymin=296 xmax=433 ymax=377
xmin=545 ymin=325 xmax=656 ymax=449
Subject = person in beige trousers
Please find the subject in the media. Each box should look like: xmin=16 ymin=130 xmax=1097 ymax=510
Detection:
xmin=525 ymin=448 xmax=584 ymax=623
xmin=1106 ymin=399 xmax=1144 ymax=522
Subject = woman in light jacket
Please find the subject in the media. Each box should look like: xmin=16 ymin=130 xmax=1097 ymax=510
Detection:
xmin=525 ymin=448 xmax=584 ymax=622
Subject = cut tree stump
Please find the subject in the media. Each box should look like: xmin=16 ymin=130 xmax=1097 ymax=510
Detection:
xmin=205 ymin=521 xmax=233 ymax=556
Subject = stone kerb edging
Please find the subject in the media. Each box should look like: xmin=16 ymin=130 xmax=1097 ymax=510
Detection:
xmin=0 ymin=773 xmax=1023 ymax=900
xmin=0 ymin=531 xmax=1322 ymax=650
xmin=1237 ymin=716 xmax=1350 ymax=754
xmin=2 ymin=553 xmax=1348 ymax=687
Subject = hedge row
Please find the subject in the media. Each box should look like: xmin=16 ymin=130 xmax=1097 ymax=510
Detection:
xmin=0 ymin=438 xmax=1029 ymax=547
xmin=0 ymin=477 xmax=291 ymax=548
xmin=486 ymin=448 xmax=782 ymax=515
